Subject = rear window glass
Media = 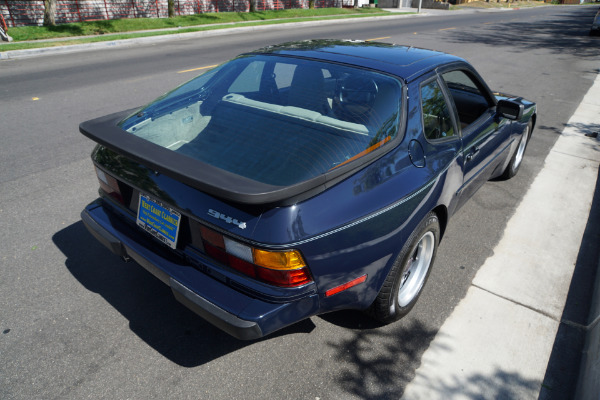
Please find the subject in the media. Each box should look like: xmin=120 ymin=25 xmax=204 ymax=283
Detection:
xmin=119 ymin=55 xmax=403 ymax=186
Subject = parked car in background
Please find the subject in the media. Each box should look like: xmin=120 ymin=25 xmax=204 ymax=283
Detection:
xmin=590 ymin=8 xmax=600 ymax=36
xmin=80 ymin=40 xmax=536 ymax=339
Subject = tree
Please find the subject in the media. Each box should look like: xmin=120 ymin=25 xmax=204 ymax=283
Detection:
xmin=43 ymin=0 xmax=57 ymax=26
xmin=168 ymin=0 xmax=174 ymax=17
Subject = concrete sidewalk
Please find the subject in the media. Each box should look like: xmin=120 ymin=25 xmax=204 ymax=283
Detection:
xmin=401 ymin=73 xmax=600 ymax=399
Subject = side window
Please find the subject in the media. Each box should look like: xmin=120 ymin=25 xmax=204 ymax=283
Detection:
xmin=273 ymin=63 xmax=331 ymax=90
xmin=441 ymin=70 xmax=492 ymax=129
xmin=273 ymin=62 xmax=296 ymax=90
xmin=228 ymin=61 xmax=264 ymax=93
xmin=421 ymin=79 xmax=456 ymax=141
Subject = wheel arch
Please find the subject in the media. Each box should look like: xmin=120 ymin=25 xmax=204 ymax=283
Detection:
xmin=432 ymin=204 xmax=448 ymax=241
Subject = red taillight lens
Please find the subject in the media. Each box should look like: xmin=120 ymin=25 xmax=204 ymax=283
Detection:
xmin=203 ymin=241 xmax=229 ymax=265
xmin=199 ymin=226 xmax=312 ymax=287
xmin=256 ymin=267 xmax=312 ymax=287
xmin=228 ymin=255 xmax=257 ymax=278
xmin=200 ymin=226 xmax=225 ymax=248
xmin=95 ymin=167 xmax=124 ymax=205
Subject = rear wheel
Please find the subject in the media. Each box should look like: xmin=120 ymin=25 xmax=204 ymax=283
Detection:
xmin=369 ymin=212 xmax=440 ymax=323
xmin=500 ymin=121 xmax=531 ymax=180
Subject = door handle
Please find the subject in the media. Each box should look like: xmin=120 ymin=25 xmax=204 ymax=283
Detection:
xmin=466 ymin=146 xmax=480 ymax=162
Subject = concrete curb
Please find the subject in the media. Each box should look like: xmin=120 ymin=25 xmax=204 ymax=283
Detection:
xmin=576 ymin=251 xmax=600 ymax=399
xmin=0 ymin=12 xmax=422 ymax=60
xmin=573 ymin=81 xmax=600 ymax=400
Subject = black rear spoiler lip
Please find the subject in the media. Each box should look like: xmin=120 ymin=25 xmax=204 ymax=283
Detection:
xmin=79 ymin=110 xmax=329 ymax=206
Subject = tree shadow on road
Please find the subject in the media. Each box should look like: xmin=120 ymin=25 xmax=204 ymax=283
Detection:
xmin=52 ymin=221 xmax=315 ymax=367
xmin=441 ymin=6 xmax=600 ymax=58
xmin=325 ymin=318 xmax=440 ymax=399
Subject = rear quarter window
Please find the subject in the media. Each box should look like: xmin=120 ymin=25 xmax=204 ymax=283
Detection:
xmin=421 ymin=79 xmax=456 ymax=141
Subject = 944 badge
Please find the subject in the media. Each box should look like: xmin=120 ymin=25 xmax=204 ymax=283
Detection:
xmin=207 ymin=209 xmax=247 ymax=229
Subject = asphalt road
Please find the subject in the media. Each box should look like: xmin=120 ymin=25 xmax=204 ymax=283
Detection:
xmin=1 ymin=5 xmax=599 ymax=399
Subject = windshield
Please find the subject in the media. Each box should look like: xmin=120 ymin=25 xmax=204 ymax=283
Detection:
xmin=119 ymin=55 xmax=403 ymax=186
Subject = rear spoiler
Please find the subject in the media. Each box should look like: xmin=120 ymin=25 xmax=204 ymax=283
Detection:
xmin=79 ymin=111 xmax=329 ymax=206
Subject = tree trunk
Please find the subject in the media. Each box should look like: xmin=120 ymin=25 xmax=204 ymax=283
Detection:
xmin=168 ymin=0 xmax=174 ymax=17
xmin=249 ymin=0 xmax=256 ymax=12
xmin=309 ymin=0 xmax=315 ymax=8
xmin=43 ymin=0 xmax=56 ymax=26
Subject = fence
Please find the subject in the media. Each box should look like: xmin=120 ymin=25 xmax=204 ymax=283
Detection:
xmin=1 ymin=1 xmax=43 ymax=26
xmin=0 ymin=0 xmax=168 ymax=26
xmin=1 ymin=0 xmax=350 ymax=27
xmin=174 ymin=0 xmax=249 ymax=13
xmin=254 ymin=0 xmax=306 ymax=10
xmin=253 ymin=0 xmax=350 ymax=10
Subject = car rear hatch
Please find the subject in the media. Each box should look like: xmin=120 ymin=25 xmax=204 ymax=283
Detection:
xmin=83 ymin=144 xmax=321 ymax=338
xmin=92 ymin=142 xmax=319 ymax=289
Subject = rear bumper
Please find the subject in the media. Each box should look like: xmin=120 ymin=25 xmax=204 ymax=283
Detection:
xmin=81 ymin=200 xmax=319 ymax=340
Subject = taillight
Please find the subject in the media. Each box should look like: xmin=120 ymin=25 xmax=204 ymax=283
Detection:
xmin=199 ymin=225 xmax=312 ymax=287
xmin=95 ymin=166 xmax=124 ymax=205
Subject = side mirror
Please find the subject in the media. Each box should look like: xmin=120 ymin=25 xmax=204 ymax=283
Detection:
xmin=497 ymin=99 xmax=524 ymax=121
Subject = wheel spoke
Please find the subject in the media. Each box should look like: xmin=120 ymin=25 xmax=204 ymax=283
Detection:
xmin=514 ymin=126 xmax=529 ymax=168
xmin=397 ymin=231 xmax=435 ymax=307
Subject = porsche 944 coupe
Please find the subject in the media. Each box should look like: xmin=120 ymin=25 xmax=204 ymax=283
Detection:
xmin=80 ymin=40 xmax=536 ymax=339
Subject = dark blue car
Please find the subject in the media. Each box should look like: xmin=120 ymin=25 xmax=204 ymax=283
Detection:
xmin=80 ymin=40 xmax=536 ymax=339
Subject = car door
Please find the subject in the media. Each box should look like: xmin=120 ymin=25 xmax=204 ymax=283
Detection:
xmin=438 ymin=67 xmax=512 ymax=209
xmin=418 ymin=75 xmax=464 ymax=214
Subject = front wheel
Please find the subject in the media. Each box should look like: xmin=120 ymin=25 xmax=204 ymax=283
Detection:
xmin=369 ymin=212 xmax=440 ymax=323
xmin=500 ymin=121 xmax=532 ymax=180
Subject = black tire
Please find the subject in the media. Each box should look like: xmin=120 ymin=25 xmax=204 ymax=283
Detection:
xmin=369 ymin=212 xmax=440 ymax=324
xmin=500 ymin=120 xmax=532 ymax=180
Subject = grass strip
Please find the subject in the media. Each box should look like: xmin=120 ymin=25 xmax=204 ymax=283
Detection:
xmin=5 ymin=8 xmax=389 ymax=41
xmin=0 ymin=10 xmax=406 ymax=52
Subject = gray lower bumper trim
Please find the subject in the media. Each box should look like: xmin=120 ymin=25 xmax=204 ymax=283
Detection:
xmin=170 ymin=279 xmax=262 ymax=340
xmin=81 ymin=207 xmax=263 ymax=340
xmin=81 ymin=207 xmax=126 ymax=257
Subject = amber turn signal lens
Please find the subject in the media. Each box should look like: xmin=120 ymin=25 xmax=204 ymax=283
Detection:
xmin=253 ymin=249 xmax=306 ymax=270
xmin=198 ymin=225 xmax=312 ymax=287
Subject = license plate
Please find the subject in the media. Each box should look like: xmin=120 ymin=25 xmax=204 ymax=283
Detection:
xmin=136 ymin=193 xmax=181 ymax=249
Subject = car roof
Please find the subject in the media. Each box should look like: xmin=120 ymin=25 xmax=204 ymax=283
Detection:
xmin=247 ymin=40 xmax=466 ymax=82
